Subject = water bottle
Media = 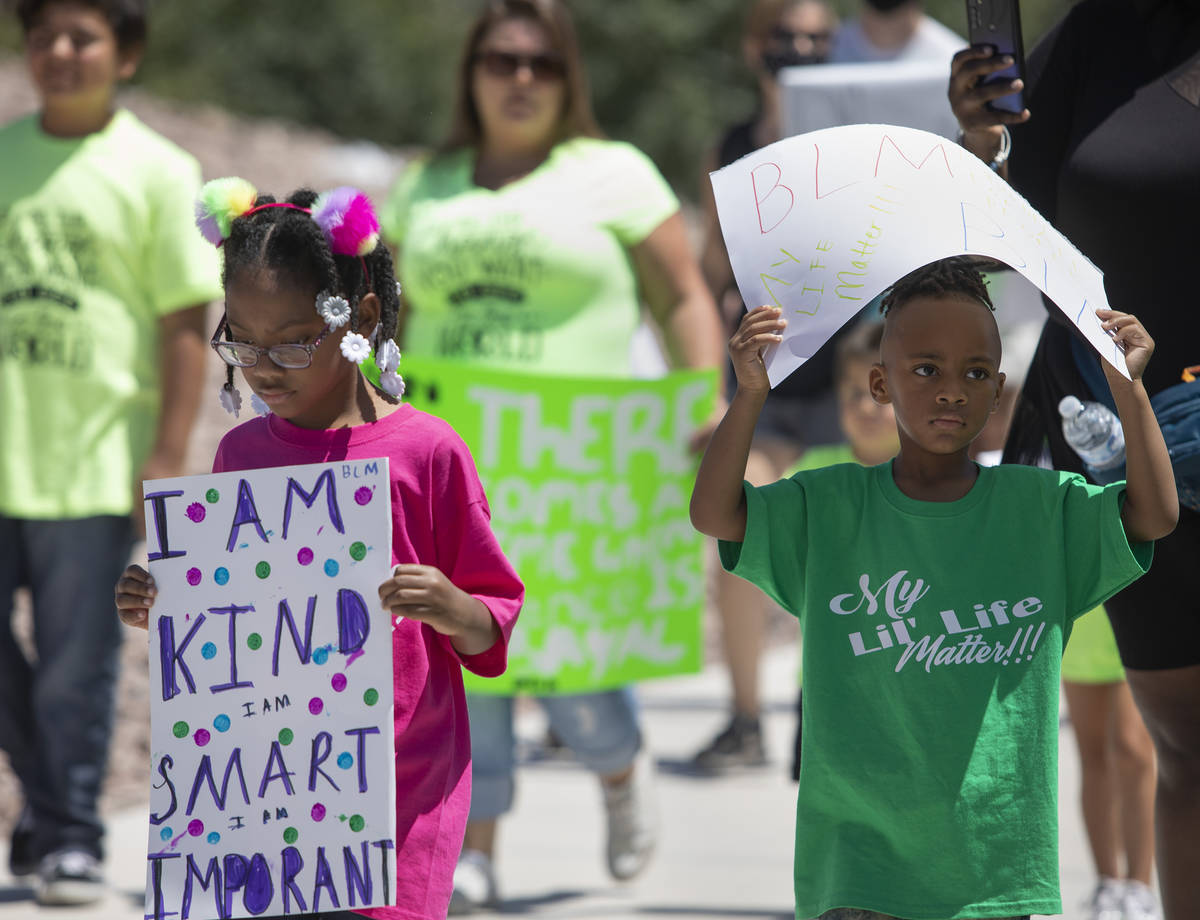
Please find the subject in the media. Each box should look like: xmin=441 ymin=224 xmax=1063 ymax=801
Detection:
xmin=1058 ymin=396 xmax=1126 ymax=483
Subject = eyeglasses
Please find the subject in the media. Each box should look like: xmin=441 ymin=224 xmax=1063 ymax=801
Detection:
xmin=210 ymin=314 xmax=333 ymax=369
xmin=473 ymin=49 xmax=566 ymax=81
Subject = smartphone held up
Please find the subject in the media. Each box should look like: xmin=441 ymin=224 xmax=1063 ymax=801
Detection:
xmin=965 ymin=0 xmax=1026 ymax=114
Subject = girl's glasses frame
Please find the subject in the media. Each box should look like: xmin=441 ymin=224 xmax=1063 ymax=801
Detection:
xmin=210 ymin=313 xmax=333 ymax=369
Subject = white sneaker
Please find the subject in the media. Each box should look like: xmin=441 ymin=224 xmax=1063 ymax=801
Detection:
xmin=448 ymin=849 xmax=497 ymax=915
xmin=1082 ymin=877 xmax=1125 ymax=920
xmin=1122 ymin=880 xmax=1162 ymax=920
xmin=36 ymin=849 xmax=104 ymax=906
xmin=602 ymin=746 xmax=657 ymax=881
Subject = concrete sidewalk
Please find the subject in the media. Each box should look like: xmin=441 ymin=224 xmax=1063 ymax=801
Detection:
xmin=0 ymin=645 xmax=1121 ymax=920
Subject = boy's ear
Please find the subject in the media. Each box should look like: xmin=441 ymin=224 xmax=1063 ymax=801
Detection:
xmin=869 ymin=363 xmax=891 ymax=405
xmin=990 ymin=371 xmax=1007 ymax=413
xmin=117 ymin=43 xmax=144 ymax=82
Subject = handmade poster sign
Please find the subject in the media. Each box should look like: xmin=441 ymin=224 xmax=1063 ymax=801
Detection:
xmin=710 ymin=123 xmax=1127 ymax=387
xmin=142 ymin=460 xmax=396 ymax=920
xmin=403 ymin=357 xmax=716 ymax=695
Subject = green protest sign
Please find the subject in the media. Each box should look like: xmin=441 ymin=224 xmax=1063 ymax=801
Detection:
xmin=402 ymin=357 xmax=717 ymax=695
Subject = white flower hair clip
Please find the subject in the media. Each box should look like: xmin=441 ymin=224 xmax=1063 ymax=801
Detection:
xmin=317 ymin=292 xmax=351 ymax=329
xmin=250 ymin=394 xmax=271 ymax=417
xmin=218 ymin=383 xmax=242 ymax=418
xmin=377 ymin=339 xmax=401 ymax=374
xmin=340 ymin=331 xmax=371 ymax=365
xmin=380 ymin=371 xmax=406 ymax=397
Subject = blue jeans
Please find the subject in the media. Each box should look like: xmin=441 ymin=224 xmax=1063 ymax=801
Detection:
xmin=466 ymin=688 xmax=641 ymax=820
xmin=0 ymin=514 xmax=133 ymax=860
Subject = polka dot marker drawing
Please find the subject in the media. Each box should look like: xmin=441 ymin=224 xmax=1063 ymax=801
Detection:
xmin=160 ymin=827 xmax=173 ymax=842
xmin=278 ymin=728 xmax=294 ymax=746
xmin=187 ymin=819 xmax=204 ymax=837
xmin=311 ymin=803 xmax=326 ymax=822
xmin=255 ymin=560 xmax=271 ymax=579
xmin=337 ymin=752 xmax=354 ymax=770
xmin=172 ymin=721 xmax=189 ymax=739
xmin=324 ymin=558 xmax=340 ymax=577
xmin=283 ymin=827 xmax=299 ymax=845
xmin=185 ymin=502 xmax=206 ymax=523
xmin=206 ymin=832 xmax=220 ymax=845
xmin=204 ymin=487 xmax=219 ymax=503
xmin=213 ymin=714 xmax=231 ymax=732
xmin=201 ymin=642 xmax=218 ymax=660
xmin=309 ymin=697 xmax=324 ymax=715
xmin=354 ymin=486 xmax=373 ymax=505
xmin=331 ymin=673 xmax=348 ymax=692
xmin=364 ymin=688 xmax=379 ymax=706
xmin=214 ymin=566 xmax=230 ymax=586
xmin=186 ymin=567 xmax=202 ymax=586
xmin=193 ymin=729 xmax=211 ymax=747
xmin=247 ymin=632 xmax=263 ymax=650
xmin=297 ymin=546 xmax=314 ymax=566
xmin=349 ymin=541 xmax=367 ymax=561
xmin=349 ymin=815 xmax=365 ymax=832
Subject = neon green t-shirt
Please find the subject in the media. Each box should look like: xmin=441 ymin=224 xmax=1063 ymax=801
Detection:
xmin=0 ymin=110 xmax=221 ymax=518
xmin=380 ymin=137 xmax=678 ymax=377
xmin=719 ymin=461 xmax=1151 ymax=919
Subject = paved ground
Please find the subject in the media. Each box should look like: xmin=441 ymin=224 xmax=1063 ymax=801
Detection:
xmin=0 ymin=643 xmax=1141 ymax=920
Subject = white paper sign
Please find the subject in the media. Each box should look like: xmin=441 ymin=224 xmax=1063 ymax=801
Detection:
xmin=710 ymin=123 xmax=1128 ymax=386
xmin=142 ymin=460 xmax=396 ymax=920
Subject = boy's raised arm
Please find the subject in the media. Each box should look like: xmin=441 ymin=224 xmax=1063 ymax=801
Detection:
xmin=689 ymin=306 xmax=786 ymax=543
xmin=1097 ymin=310 xmax=1179 ymax=543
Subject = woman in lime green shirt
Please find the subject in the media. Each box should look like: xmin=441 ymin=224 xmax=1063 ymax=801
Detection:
xmin=381 ymin=0 xmax=725 ymax=910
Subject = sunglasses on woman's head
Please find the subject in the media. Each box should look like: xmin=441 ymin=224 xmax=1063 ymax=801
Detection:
xmin=473 ymin=49 xmax=565 ymax=81
xmin=210 ymin=314 xmax=333 ymax=370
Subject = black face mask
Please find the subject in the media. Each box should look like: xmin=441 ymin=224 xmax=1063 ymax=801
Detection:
xmin=863 ymin=0 xmax=913 ymax=11
xmin=762 ymin=48 xmax=826 ymax=73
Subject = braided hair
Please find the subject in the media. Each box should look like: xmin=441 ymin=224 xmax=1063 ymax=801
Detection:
xmin=216 ymin=188 xmax=402 ymax=396
xmin=879 ymin=256 xmax=995 ymax=318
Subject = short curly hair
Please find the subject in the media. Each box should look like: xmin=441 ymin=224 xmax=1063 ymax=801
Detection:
xmin=17 ymin=0 xmax=147 ymax=52
xmin=879 ymin=257 xmax=995 ymax=318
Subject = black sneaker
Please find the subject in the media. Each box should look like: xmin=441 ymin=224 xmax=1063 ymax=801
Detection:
xmin=36 ymin=849 xmax=105 ymax=906
xmin=7 ymin=807 xmax=38 ymax=878
xmin=691 ymin=713 xmax=767 ymax=772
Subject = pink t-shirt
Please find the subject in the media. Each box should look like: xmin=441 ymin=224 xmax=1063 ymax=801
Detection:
xmin=213 ymin=404 xmax=523 ymax=920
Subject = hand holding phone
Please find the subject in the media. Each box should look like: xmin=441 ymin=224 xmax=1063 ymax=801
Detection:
xmin=965 ymin=0 xmax=1026 ymax=114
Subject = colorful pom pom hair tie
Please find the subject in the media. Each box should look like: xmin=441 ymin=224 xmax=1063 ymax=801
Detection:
xmin=194 ymin=179 xmax=381 ymax=262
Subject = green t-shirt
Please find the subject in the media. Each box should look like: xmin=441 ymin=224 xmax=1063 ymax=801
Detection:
xmin=0 ymin=110 xmax=221 ymax=518
xmin=381 ymin=137 xmax=678 ymax=377
xmin=719 ymin=461 xmax=1151 ymax=919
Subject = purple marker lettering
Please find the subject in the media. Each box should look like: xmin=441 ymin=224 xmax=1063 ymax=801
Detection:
xmin=258 ymin=741 xmax=297 ymax=798
xmin=207 ymin=605 xmax=256 ymax=694
xmin=312 ymin=847 xmax=340 ymax=912
xmin=226 ymin=479 xmax=269 ymax=553
xmin=150 ymin=755 xmax=177 ymax=824
xmin=242 ymin=853 xmax=274 ymax=915
xmin=186 ymin=749 xmax=251 ymax=813
xmin=181 ymin=854 xmax=221 ymax=920
xmin=372 ymin=839 xmax=396 ymax=905
xmin=280 ymin=847 xmax=307 ymax=914
xmin=336 ymin=588 xmax=371 ymax=654
xmin=272 ymin=595 xmax=316 ymax=677
xmin=344 ymin=726 xmax=380 ymax=793
xmin=159 ymin=613 xmax=206 ymax=702
xmin=282 ymin=470 xmax=345 ymax=541
xmin=343 ymin=842 xmax=373 ymax=906
xmin=145 ymin=490 xmax=187 ymax=561
xmin=308 ymin=731 xmax=340 ymax=793
xmin=146 ymin=852 xmax=181 ymax=920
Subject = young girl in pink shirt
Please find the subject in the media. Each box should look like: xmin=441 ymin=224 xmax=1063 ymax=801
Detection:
xmin=116 ymin=179 xmax=524 ymax=920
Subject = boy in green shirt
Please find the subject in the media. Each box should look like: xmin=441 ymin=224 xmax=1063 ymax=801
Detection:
xmin=690 ymin=257 xmax=1177 ymax=919
xmin=0 ymin=0 xmax=219 ymax=904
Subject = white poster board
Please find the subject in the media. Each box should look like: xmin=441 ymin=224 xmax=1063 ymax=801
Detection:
xmin=710 ymin=123 xmax=1127 ymax=387
xmin=142 ymin=459 xmax=396 ymax=920
xmin=779 ymin=60 xmax=959 ymax=140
